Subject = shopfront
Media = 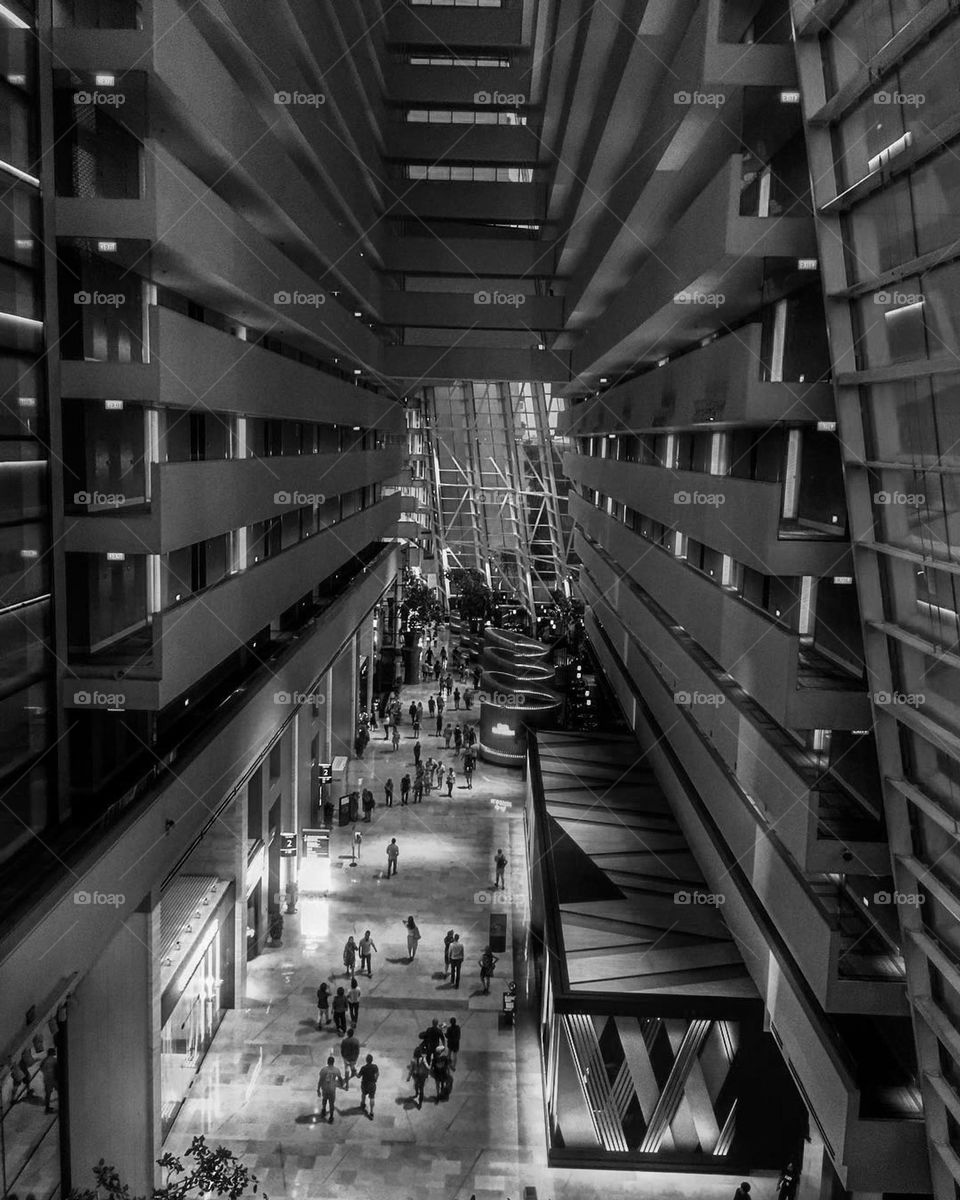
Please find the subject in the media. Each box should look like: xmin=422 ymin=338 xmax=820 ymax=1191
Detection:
xmin=159 ymin=878 xmax=234 ymax=1140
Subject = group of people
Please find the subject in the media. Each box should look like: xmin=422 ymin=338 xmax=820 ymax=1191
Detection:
xmin=406 ymin=1017 xmax=462 ymax=1107
xmin=442 ymin=928 xmax=499 ymax=992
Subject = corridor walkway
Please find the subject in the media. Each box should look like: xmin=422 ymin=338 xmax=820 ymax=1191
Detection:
xmin=168 ymin=644 xmax=765 ymax=1200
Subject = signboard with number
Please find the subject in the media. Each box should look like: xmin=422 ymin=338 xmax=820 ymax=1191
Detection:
xmin=280 ymin=833 xmax=297 ymax=858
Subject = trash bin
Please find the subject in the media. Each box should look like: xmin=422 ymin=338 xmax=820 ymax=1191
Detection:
xmin=338 ymin=796 xmax=351 ymax=827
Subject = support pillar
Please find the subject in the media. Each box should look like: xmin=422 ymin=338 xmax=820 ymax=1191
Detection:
xmin=328 ymin=638 xmax=357 ymax=761
xmin=66 ymin=892 xmax=160 ymax=1192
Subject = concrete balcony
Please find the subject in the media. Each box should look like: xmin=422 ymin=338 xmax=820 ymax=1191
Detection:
xmin=384 ymin=236 xmax=554 ymax=278
xmin=385 ymin=63 xmax=529 ymax=105
xmin=64 ymin=494 xmax=401 ymax=709
xmin=63 ymin=449 xmax=403 ymax=554
xmin=389 ymin=123 xmax=540 ymax=163
xmin=574 ymin=526 xmax=885 ymax=875
xmin=570 ymin=495 xmax=869 ymax=731
xmin=384 ymin=344 xmax=571 ymax=383
xmin=570 ymin=152 xmax=818 ymax=382
xmin=559 ymin=324 xmax=835 ymax=426
xmin=564 ymin=455 xmax=851 ymax=576
xmin=584 ymin=606 xmax=928 ymax=1195
xmin=381 ymin=291 xmax=563 ymax=330
xmin=385 ymin=181 xmax=545 ymax=224
xmin=384 ymin=5 xmax=523 ymax=48
xmin=60 ymin=307 xmax=403 ymax=431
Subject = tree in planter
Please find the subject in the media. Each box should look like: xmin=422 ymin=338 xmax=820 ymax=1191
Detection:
xmin=398 ymin=567 xmax=442 ymax=635
xmin=450 ymin=568 xmax=495 ymax=632
xmin=68 ymin=1135 xmax=266 ymax=1200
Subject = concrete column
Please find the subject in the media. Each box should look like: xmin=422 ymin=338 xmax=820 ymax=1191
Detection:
xmin=328 ymin=638 xmax=357 ymax=761
xmin=66 ymin=891 xmax=160 ymax=1194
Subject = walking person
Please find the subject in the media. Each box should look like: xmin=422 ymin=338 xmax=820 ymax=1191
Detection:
xmin=444 ymin=722 xmax=453 ymax=749
xmin=463 ymin=752 xmax=474 ymax=789
xmin=777 ymin=1164 xmax=798 ymax=1200
xmin=454 ymin=725 xmax=463 ymax=757
xmin=404 ymin=915 xmax=422 ymax=960
xmin=332 ymin=986 xmax=348 ymax=1034
xmin=413 ymin=773 xmax=424 ymax=803
xmin=412 ymin=715 xmax=421 ymax=738
xmin=408 ymin=700 xmax=417 ymax=725
xmin=733 ymin=1184 xmax=751 ymax=1200
xmin=347 ymin=977 xmax=361 ymax=1026
xmin=453 ymin=687 xmax=461 ymax=710
xmin=317 ymin=981 xmax=331 ymax=1029
xmin=343 ymin=935 xmax=357 ymax=977
xmin=424 ymin=757 xmax=434 ymax=794
xmin=40 ymin=1048 xmax=58 ymax=1113
xmin=407 ymin=1049 xmax=430 ymax=1109
xmin=416 ymin=700 xmax=423 ymax=726
xmin=445 ymin=1018 xmax=461 ymax=1070
xmin=361 ymin=787 xmax=375 ymax=822
xmin=446 ymin=767 xmax=455 ymax=797
xmin=386 ymin=837 xmax=399 ymax=877
xmin=413 ymin=738 xmax=422 ymax=766
xmin=400 ymin=773 xmax=410 ymax=805
xmin=479 ymin=945 xmax=498 ymax=994
xmin=464 ymin=687 xmax=473 ymax=709
xmin=317 ymin=1056 xmax=344 ymax=1124
xmin=340 ymin=1027 xmax=361 ymax=1088
xmin=384 ymin=777 xmax=394 ymax=807
xmin=359 ymin=929 xmax=377 ymax=977
xmin=383 ymin=716 xmax=390 ymax=740
xmin=495 ymin=848 xmax=507 ymax=890
xmin=431 ymin=1043 xmax=452 ymax=1103
xmin=391 ymin=724 xmax=401 ymax=752
xmin=419 ymin=1017 xmax=445 ymax=1061
xmin=449 ymin=933 xmax=464 ymax=988
xmin=358 ymin=1053 xmax=379 ymax=1119
xmin=443 ymin=929 xmax=455 ymax=977
xmin=428 ymin=695 xmax=436 ymax=719
xmin=435 ymin=710 xmax=443 ymax=736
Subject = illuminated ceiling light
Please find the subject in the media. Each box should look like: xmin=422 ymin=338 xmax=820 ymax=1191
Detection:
xmin=354 ymin=311 xmax=362 ymax=317
xmin=7 ymin=73 xmax=26 ymax=85
xmin=353 ymin=368 xmax=362 ymax=375
xmin=657 ymin=357 xmax=669 ymax=367
xmin=0 ymin=4 xmax=30 ymax=29
xmin=0 ymin=158 xmax=39 ymax=187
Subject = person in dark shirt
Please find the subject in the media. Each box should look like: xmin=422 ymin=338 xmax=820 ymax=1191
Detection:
xmin=445 ymin=1018 xmax=461 ymax=1070
xmin=358 ymin=1054 xmax=379 ymax=1119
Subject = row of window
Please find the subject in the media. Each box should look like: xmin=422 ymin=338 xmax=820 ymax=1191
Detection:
xmin=405 ymin=108 xmax=526 ymax=125
xmin=405 ymin=163 xmax=533 ymax=182
xmin=407 ymin=54 xmax=510 ymax=67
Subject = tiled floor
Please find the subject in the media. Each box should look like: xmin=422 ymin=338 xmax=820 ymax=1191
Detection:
xmin=168 ymin=648 xmax=772 ymax=1200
